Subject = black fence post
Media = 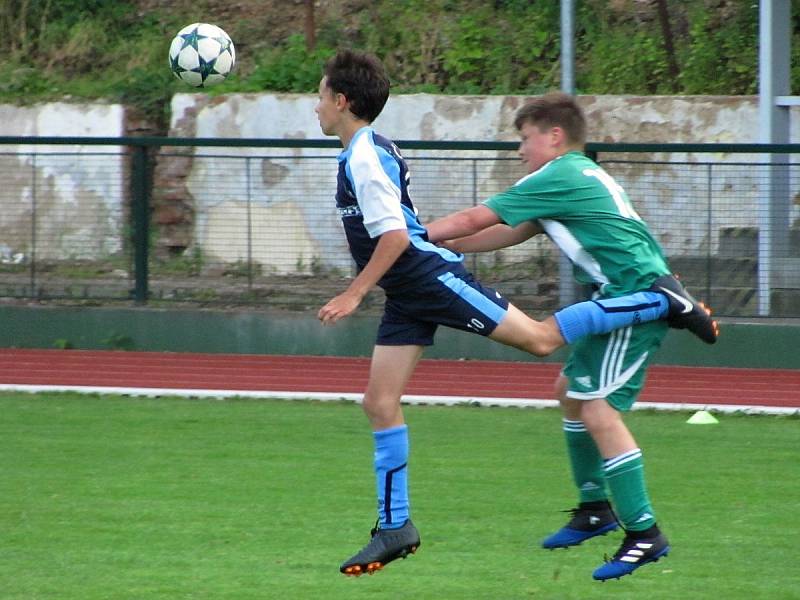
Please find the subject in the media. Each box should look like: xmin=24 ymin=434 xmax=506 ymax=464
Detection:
xmin=131 ymin=144 xmax=150 ymax=304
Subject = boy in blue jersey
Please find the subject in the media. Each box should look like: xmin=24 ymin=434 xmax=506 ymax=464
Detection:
xmin=316 ymin=50 xmax=715 ymax=578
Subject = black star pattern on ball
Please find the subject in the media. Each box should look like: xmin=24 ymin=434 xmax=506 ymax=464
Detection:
xmin=196 ymin=53 xmax=222 ymax=83
xmin=170 ymin=51 xmax=187 ymax=75
xmin=179 ymin=28 xmax=203 ymax=51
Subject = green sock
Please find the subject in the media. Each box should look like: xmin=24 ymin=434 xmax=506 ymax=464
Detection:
xmin=603 ymin=448 xmax=656 ymax=531
xmin=563 ymin=419 xmax=607 ymax=503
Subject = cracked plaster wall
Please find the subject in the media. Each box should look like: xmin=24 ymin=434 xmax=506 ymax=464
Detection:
xmin=1 ymin=96 xmax=797 ymax=272
xmin=166 ymin=93 xmax=800 ymax=272
xmin=0 ymin=103 xmax=125 ymax=262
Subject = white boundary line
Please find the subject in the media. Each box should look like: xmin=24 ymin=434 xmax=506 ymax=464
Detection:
xmin=1 ymin=383 xmax=797 ymax=416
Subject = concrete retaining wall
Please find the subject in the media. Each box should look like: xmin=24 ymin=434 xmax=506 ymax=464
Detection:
xmin=164 ymin=94 xmax=800 ymax=268
xmin=0 ymin=103 xmax=126 ymax=262
xmin=2 ymin=304 xmax=798 ymax=369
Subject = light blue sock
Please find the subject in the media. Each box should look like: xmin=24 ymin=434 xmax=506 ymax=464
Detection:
xmin=374 ymin=424 xmax=409 ymax=529
xmin=554 ymin=291 xmax=668 ymax=344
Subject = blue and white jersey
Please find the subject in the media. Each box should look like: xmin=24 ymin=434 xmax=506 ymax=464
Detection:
xmin=336 ymin=126 xmax=463 ymax=292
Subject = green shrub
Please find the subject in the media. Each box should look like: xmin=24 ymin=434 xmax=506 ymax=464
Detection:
xmin=240 ymin=34 xmax=334 ymax=93
xmin=0 ymin=0 xmax=796 ymax=118
xmin=440 ymin=4 xmax=559 ymax=95
xmin=679 ymin=2 xmax=758 ymax=95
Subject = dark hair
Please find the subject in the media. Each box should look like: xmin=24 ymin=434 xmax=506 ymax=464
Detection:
xmin=322 ymin=50 xmax=390 ymax=123
xmin=513 ymin=92 xmax=586 ymax=146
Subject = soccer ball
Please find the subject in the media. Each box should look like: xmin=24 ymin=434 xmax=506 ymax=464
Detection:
xmin=169 ymin=23 xmax=235 ymax=87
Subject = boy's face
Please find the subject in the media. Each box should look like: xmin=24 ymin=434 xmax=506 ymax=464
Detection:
xmin=517 ymin=121 xmax=564 ymax=173
xmin=315 ymin=76 xmax=341 ymax=137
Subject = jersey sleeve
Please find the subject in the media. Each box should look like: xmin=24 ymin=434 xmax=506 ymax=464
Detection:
xmin=483 ymin=159 xmax=574 ymax=227
xmin=348 ymin=133 xmax=406 ymax=238
xmin=484 ymin=186 xmax=543 ymax=227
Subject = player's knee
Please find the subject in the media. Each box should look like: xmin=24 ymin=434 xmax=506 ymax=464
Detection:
xmin=362 ymin=392 xmax=401 ymax=429
xmin=503 ymin=331 xmax=552 ymax=356
xmin=580 ymin=400 xmax=619 ymax=433
xmin=580 ymin=412 xmax=604 ymax=434
xmin=524 ymin=338 xmax=558 ymax=357
xmin=495 ymin=307 xmax=562 ymax=357
xmin=362 ymin=394 xmax=382 ymax=416
xmin=526 ymin=322 xmax=564 ymax=357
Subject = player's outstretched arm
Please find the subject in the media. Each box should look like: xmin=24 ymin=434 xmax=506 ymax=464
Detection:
xmin=444 ymin=221 xmax=542 ymax=254
xmin=318 ymin=229 xmax=409 ymax=326
xmin=426 ymin=205 xmax=502 ymax=244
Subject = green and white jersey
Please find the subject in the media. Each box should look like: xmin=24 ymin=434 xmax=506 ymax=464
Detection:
xmin=484 ymin=151 xmax=669 ymax=297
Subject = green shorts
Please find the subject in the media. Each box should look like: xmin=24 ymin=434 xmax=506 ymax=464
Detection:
xmin=562 ymin=321 xmax=668 ymax=412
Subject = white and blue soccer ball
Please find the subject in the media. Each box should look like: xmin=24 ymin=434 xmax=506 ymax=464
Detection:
xmin=169 ymin=23 xmax=235 ymax=87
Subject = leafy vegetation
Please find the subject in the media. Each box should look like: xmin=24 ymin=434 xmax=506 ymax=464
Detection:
xmin=0 ymin=0 xmax=797 ymax=125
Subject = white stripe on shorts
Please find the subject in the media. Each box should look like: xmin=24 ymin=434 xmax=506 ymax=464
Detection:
xmin=567 ymin=327 xmax=649 ymax=401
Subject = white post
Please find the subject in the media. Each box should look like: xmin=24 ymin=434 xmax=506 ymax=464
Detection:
xmin=757 ymin=0 xmax=791 ymax=316
xmin=559 ymin=0 xmax=578 ymax=306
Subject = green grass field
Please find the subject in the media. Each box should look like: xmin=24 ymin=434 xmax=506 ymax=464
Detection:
xmin=1 ymin=392 xmax=798 ymax=599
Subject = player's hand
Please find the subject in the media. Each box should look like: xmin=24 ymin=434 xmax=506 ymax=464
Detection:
xmin=318 ymin=291 xmax=362 ymax=325
xmin=438 ymin=239 xmax=459 ymax=252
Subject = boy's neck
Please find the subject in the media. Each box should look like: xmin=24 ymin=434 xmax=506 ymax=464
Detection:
xmin=338 ymin=119 xmax=371 ymax=149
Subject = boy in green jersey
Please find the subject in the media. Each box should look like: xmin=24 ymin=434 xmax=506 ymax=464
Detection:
xmin=426 ymin=92 xmax=717 ymax=581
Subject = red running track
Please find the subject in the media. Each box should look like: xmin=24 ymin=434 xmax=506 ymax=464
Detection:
xmin=1 ymin=348 xmax=799 ymax=410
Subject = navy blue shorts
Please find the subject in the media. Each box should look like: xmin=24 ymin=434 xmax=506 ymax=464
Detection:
xmin=376 ymin=268 xmax=509 ymax=346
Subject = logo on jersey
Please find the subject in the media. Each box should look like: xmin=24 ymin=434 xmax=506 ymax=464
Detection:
xmin=337 ymin=205 xmax=362 ymax=217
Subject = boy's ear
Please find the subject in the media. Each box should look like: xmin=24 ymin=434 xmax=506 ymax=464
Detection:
xmin=550 ymin=126 xmax=567 ymax=146
xmin=334 ymin=92 xmax=349 ymax=111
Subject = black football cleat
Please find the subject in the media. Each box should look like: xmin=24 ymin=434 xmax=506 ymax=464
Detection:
xmin=542 ymin=500 xmax=620 ymax=549
xmin=593 ymin=530 xmax=670 ymax=581
xmin=340 ymin=519 xmax=420 ymax=576
xmin=650 ymin=274 xmax=719 ymax=344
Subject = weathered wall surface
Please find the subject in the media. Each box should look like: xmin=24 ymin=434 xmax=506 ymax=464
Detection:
xmin=0 ymin=103 xmax=126 ymax=262
xmin=1 ymin=96 xmax=798 ymax=272
xmin=170 ymin=93 xmax=780 ymax=142
xmin=161 ymin=94 xmax=800 ymax=273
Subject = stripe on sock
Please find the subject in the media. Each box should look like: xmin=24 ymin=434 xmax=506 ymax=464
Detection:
xmin=562 ymin=419 xmax=587 ymax=433
xmin=592 ymin=299 xmax=663 ymax=313
xmin=603 ymin=448 xmax=642 ymax=472
xmin=383 ymin=462 xmax=407 ymax=526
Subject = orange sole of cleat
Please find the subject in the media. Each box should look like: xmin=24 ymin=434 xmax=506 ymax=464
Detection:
xmin=342 ymin=563 xmax=384 ymax=577
xmin=342 ymin=545 xmax=419 ymax=577
xmin=699 ymin=302 xmax=720 ymax=340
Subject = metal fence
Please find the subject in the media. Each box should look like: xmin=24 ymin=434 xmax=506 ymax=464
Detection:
xmin=0 ymin=137 xmax=798 ymax=319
